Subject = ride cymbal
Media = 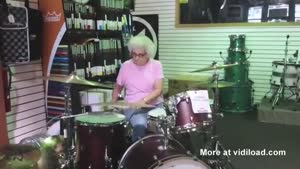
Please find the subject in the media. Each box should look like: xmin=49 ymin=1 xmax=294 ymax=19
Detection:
xmin=191 ymin=63 xmax=239 ymax=73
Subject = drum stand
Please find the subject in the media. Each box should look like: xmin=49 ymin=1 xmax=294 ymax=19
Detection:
xmin=202 ymin=63 xmax=235 ymax=169
xmin=265 ymin=35 xmax=296 ymax=109
xmin=158 ymin=116 xmax=175 ymax=149
xmin=60 ymin=85 xmax=75 ymax=169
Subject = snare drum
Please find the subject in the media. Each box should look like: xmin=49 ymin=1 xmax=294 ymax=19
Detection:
xmin=118 ymin=134 xmax=211 ymax=169
xmin=168 ymin=91 xmax=212 ymax=133
xmin=75 ymin=112 xmax=127 ymax=169
xmin=147 ymin=108 xmax=167 ymax=133
xmin=271 ymin=61 xmax=300 ymax=87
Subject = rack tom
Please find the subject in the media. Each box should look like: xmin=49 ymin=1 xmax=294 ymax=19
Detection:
xmin=167 ymin=91 xmax=212 ymax=133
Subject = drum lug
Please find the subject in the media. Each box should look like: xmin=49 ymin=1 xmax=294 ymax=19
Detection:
xmin=153 ymin=155 xmax=163 ymax=166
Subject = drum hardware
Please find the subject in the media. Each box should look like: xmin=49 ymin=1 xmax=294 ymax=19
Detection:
xmin=264 ymin=35 xmax=300 ymax=108
xmin=202 ymin=135 xmax=235 ymax=169
xmin=202 ymin=62 xmax=235 ymax=169
xmin=61 ymin=84 xmax=75 ymax=169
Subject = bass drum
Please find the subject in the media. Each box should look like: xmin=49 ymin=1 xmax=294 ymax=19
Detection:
xmin=118 ymin=135 xmax=211 ymax=169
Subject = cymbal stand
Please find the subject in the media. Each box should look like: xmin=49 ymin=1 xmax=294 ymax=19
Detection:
xmin=61 ymin=84 xmax=75 ymax=169
xmin=270 ymin=35 xmax=290 ymax=108
xmin=203 ymin=62 xmax=235 ymax=169
xmin=158 ymin=116 xmax=173 ymax=150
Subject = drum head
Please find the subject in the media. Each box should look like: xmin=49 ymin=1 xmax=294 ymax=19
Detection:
xmin=157 ymin=157 xmax=210 ymax=169
xmin=148 ymin=108 xmax=166 ymax=118
xmin=75 ymin=112 xmax=125 ymax=126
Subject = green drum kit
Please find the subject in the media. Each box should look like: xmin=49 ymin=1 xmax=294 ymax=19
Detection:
xmin=221 ymin=34 xmax=253 ymax=114
xmin=192 ymin=34 xmax=254 ymax=114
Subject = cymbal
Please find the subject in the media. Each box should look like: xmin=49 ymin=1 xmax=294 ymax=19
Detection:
xmin=46 ymin=74 xmax=113 ymax=88
xmin=83 ymin=101 xmax=155 ymax=109
xmin=188 ymin=81 xmax=235 ymax=89
xmin=191 ymin=63 xmax=239 ymax=73
xmin=168 ymin=74 xmax=213 ymax=82
xmin=201 ymin=81 xmax=235 ymax=88
xmin=0 ymin=144 xmax=41 ymax=169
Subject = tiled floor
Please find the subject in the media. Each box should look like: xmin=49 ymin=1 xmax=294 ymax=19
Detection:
xmin=215 ymin=113 xmax=300 ymax=169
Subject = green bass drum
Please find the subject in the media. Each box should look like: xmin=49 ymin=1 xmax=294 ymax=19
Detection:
xmin=220 ymin=83 xmax=253 ymax=114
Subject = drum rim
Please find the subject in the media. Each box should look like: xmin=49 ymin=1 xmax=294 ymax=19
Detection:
xmin=76 ymin=119 xmax=126 ymax=127
xmin=118 ymin=134 xmax=186 ymax=169
xmin=172 ymin=121 xmax=212 ymax=134
xmin=150 ymin=156 xmax=211 ymax=169
xmin=272 ymin=61 xmax=300 ymax=66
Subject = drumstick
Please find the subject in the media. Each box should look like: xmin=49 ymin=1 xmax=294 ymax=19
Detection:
xmin=61 ymin=113 xmax=89 ymax=119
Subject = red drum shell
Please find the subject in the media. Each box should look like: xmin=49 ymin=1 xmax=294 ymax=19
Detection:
xmin=76 ymin=122 xmax=127 ymax=169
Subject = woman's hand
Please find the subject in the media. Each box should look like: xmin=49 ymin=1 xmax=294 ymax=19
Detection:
xmin=128 ymin=100 xmax=154 ymax=109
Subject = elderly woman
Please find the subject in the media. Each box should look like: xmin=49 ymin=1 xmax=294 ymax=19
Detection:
xmin=112 ymin=35 xmax=164 ymax=142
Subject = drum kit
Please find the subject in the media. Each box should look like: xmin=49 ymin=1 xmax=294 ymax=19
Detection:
xmin=265 ymin=35 xmax=300 ymax=108
xmin=55 ymin=63 xmax=238 ymax=169
xmin=2 ymin=60 xmax=240 ymax=169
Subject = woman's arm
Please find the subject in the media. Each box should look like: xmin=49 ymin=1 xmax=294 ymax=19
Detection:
xmin=142 ymin=79 xmax=163 ymax=104
xmin=112 ymin=83 xmax=124 ymax=103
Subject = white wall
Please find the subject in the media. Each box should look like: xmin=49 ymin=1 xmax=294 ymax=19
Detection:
xmin=133 ymin=0 xmax=300 ymax=103
xmin=5 ymin=0 xmax=46 ymax=144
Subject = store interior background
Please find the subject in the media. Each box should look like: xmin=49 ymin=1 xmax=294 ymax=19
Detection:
xmin=0 ymin=0 xmax=300 ymax=168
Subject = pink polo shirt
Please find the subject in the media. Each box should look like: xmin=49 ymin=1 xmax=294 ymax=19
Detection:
xmin=117 ymin=59 xmax=164 ymax=105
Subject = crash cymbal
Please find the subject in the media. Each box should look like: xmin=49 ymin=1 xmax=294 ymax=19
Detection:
xmin=191 ymin=63 xmax=239 ymax=73
xmin=19 ymin=135 xmax=64 ymax=169
xmin=168 ymin=74 xmax=213 ymax=82
xmin=0 ymin=144 xmax=41 ymax=169
xmin=46 ymin=74 xmax=113 ymax=88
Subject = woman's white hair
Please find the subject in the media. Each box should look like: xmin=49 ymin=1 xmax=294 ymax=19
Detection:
xmin=128 ymin=35 xmax=156 ymax=58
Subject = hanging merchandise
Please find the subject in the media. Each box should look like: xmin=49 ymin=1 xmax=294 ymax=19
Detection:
xmin=0 ymin=0 xmax=30 ymax=65
xmin=25 ymin=0 xmax=43 ymax=61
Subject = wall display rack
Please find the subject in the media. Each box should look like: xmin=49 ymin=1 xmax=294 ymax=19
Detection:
xmin=46 ymin=0 xmax=134 ymax=123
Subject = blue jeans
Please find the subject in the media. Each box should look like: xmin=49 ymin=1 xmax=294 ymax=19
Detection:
xmin=124 ymin=103 xmax=164 ymax=142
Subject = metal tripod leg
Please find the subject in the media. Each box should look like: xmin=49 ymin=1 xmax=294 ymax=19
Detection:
xmin=203 ymin=135 xmax=235 ymax=169
xmin=272 ymin=85 xmax=283 ymax=108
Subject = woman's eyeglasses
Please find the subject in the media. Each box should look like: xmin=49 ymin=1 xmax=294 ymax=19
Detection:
xmin=131 ymin=52 xmax=147 ymax=58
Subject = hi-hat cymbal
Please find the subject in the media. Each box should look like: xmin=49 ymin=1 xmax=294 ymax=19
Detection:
xmin=191 ymin=63 xmax=239 ymax=73
xmin=46 ymin=74 xmax=113 ymax=88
